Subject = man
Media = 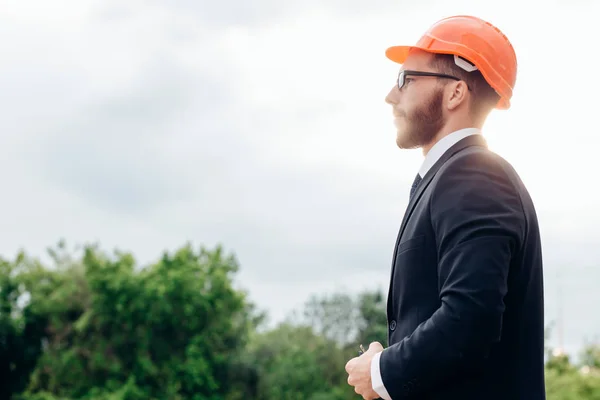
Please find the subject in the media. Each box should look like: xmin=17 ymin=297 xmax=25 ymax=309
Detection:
xmin=345 ymin=15 xmax=545 ymax=399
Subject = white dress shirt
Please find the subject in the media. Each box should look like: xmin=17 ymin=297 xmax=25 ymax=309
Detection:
xmin=370 ymin=127 xmax=481 ymax=400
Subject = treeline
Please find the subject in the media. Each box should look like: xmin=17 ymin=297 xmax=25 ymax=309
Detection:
xmin=0 ymin=242 xmax=599 ymax=399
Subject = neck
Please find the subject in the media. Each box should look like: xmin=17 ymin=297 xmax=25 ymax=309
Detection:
xmin=421 ymin=119 xmax=482 ymax=156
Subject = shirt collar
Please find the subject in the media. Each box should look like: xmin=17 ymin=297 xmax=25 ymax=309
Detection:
xmin=418 ymin=128 xmax=481 ymax=177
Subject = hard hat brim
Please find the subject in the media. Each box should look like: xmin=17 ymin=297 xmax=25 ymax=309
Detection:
xmin=385 ymin=45 xmax=459 ymax=64
xmin=385 ymin=45 xmax=413 ymax=64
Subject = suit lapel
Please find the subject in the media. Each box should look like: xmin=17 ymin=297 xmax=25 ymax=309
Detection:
xmin=388 ymin=135 xmax=488 ymax=285
xmin=398 ymin=134 xmax=487 ymax=240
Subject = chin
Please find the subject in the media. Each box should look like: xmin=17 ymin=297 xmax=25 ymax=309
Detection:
xmin=396 ymin=136 xmax=409 ymax=149
xmin=396 ymin=130 xmax=419 ymax=149
xmin=395 ymin=134 xmax=409 ymax=148
xmin=395 ymin=129 xmax=409 ymax=147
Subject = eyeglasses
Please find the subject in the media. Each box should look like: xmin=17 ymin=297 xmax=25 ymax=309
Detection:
xmin=397 ymin=69 xmax=469 ymax=91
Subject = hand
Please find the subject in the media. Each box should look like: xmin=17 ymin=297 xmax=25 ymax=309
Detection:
xmin=345 ymin=341 xmax=384 ymax=400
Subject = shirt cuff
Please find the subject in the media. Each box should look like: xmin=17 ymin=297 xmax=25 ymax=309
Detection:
xmin=371 ymin=351 xmax=392 ymax=400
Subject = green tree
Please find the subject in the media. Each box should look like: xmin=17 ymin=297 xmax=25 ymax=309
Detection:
xmin=243 ymin=288 xmax=389 ymax=400
xmin=243 ymin=323 xmax=353 ymax=400
xmin=355 ymin=289 xmax=387 ymax=347
xmin=299 ymin=292 xmax=359 ymax=346
xmin=581 ymin=341 xmax=600 ymax=370
xmin=544 ymin=342 xmax=600 ymax=399
xmin=3 ymin=241 xmax=257 ymax=400
xmin=0 ymin=251 xmax=49 ymax=399
xmin=4 ymin=239 xmax=600 ymax=399
xmin=296 ymin=288 xmax=387 ymax=348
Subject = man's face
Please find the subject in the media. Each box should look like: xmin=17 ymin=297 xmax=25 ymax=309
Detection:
xmin=385 ymin=50 xmax=446 ymax=150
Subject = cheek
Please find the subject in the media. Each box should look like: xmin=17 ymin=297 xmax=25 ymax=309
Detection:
xmin=395 ymin=102 xmax=413 ymax=119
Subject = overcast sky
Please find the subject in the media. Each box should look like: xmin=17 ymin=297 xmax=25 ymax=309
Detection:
xmin=1 ymin=0 xmax=599 ymax=357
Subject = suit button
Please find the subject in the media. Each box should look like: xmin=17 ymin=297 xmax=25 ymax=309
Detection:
xmin=389 ymin=320 xmax=396 ymax=331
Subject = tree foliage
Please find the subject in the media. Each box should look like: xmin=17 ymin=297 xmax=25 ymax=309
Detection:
xmin=0 ymin=240 xmax=599 ymax=399
xmin=0 ymin=242 xmax=256 ymax=400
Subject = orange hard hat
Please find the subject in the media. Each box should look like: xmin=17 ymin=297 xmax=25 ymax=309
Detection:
xmin=385 ymin=15 xmax=517 ymax=110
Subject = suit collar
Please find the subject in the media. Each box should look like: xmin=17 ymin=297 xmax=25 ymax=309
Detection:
xmin=398 ymin=134 xmax=488 ymax=240
xmin=419 ymin=133 xmax=487 ymax=185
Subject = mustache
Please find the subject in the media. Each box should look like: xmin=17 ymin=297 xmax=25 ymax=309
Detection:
xmin=394 ymin=110 xmax=406 ymax=118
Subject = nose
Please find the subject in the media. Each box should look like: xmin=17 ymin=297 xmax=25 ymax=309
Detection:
xmin=385 ymin=85 xmax=398 ymax=105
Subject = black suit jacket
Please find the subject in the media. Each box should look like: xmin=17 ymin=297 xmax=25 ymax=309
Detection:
xmin=379 ymin=135 xmax=545 ymax=399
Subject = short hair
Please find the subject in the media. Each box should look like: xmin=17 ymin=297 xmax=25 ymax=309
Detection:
xmin=428 ymin=53 xmax=500 ymax=123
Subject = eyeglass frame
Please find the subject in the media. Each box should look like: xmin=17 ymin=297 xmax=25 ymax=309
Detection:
xmin=397 ymin=69 xmax=472 ymax=91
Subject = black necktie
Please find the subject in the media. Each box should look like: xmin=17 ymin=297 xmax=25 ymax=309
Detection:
xmin=409 ymin=173 xmax=422 ymax=201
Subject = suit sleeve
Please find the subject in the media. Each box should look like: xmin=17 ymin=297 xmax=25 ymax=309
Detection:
xmin=378 ymin=151 xmax=525 ymax=399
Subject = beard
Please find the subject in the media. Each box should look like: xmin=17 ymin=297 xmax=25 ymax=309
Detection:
xmin=395 ymin=88 xmax=445 ymax=149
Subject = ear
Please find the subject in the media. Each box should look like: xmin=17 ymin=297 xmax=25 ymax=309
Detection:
xmin=445 ymin=81 xmax=469 ymax=111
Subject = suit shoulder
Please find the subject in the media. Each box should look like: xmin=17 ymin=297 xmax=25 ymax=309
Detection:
xmin=438 ymin=145 xmax=519 ymax=184
xmin=430 ymin=146 xmax=525 ymax=214
xmin=429 ymin=146 xmax=527 ymax=239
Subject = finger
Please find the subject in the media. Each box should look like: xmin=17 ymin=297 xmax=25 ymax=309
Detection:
xmin=345 ymin=359 xmax=356 ymax=373
xmin=368 ymin=342 xmax=383 ymax=352
xmin=361 ymin=392 xmax=374 ymax=400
